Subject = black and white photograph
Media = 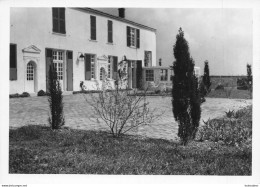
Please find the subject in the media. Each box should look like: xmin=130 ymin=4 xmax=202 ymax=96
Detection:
xmin=0 ymin=0 xmax=260 ymax=186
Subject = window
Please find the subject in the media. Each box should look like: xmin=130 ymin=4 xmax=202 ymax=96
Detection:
xmin=130 ymin=28 xmax=135 ymax=47
xmin=91 ymin=55 xmax=95 ymax=79
xmin=144 ymin=51 xmax=152 ymax=67
xmin=170 ymin=69 xmax=174 ymax=81
xmin=10 ymin=44 xmax=17 ymax=80
xmin=108 ymin=20 xmax=113 ymax=43
xmin=160 ymin=69 xmax=168 ymax=81
xmin=52 ymin=50 xmax=63 ymax=80
xmin=90 ymin=16 xmax=96 ymax=40
xmin=108 ymin=56 xmax=113 ymax=78
xmin=127 ymin=26 xmax=140 ymax=48
xmin=146 ymin=70 xmax=154 ymax=81
xmin=27 ymin=62 xmax=34 ymax=81
xmin=52 ymin=8 xmax=66 ymax=34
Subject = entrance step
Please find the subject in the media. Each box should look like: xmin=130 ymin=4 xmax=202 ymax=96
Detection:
xmin=62 ymin=91 xmax=73 ymax=95
xmin=30 ymin=93 xmax=37 ymax=97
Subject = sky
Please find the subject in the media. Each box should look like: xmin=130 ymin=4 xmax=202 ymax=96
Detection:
xmin=96 ymin=8 xmax=252 ymax=76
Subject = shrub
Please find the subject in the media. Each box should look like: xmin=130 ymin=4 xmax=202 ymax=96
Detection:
xmin=48 ymin=63 xmax=65 ymax=129
xmin=172 ymin=28 xmax=201 ymax=145
xmin=85 ymin=81 xmax=161 ymax=138
xmin=202 ymin=60 xmax=211 ymax=93
xmin=9 ymin=92 xmax=30 ymax=98
xmin=21 ymin=92 xmax=30 ymax=97
xmin=225 ymin=110 xmax=234 ymax=118
xmin=215 ymin=84 xmax=224 ymax=90
xmin=197 ymin=106 xmax=252 ymax=147
xmin=199 ymin=80 xmax=207 ymax=103
xmin=37 ymin=90 xmax=46 ymax=96
xmin=9 ymin=93 xmax=19 ymax=98
xmin=237 ymin=78 xmax=248 ymax=90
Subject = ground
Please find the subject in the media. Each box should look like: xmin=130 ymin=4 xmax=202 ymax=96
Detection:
xmin=9 ymin=94 xmax=252 ymax=140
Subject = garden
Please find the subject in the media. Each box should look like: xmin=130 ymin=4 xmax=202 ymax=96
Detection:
xmin=9 ymin=28 xmax=253 ymax=175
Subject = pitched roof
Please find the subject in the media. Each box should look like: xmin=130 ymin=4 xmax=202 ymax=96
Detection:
xmin=74 ymin=8 xmax=157 ymax=32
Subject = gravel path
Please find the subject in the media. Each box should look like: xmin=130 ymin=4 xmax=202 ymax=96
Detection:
xmin=9 ymin=94 xmax=252 ymax=141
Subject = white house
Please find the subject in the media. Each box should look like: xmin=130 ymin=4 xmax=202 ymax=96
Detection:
xmin=10 ymin=8 xmax=156 ymax=94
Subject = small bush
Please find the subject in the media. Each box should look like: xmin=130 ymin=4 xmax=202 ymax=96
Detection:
xmin=155 ymin=90 xmax=161 ymax=94
xmin=37 ymin=90 xmax=46 ymax=96
xmin=9 ymin=93 xmax=19 ymax=98
xmin=10 ymin=92 xmax=30 ymax=98
xmin=215 ymin=84 xmax=224 ymax=90
xmin=21 ymin=92 xmax=30 ymax=97
xmin=225 ymin=110 xmax=234 ymax=118
xmin=197 ymin=106 xmax=252 ymax=147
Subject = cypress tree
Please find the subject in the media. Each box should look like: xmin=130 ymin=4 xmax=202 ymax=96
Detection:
xmin=202 ymin=60 xmax=211 ymax=92
xmin=172 ymin=28 xmax=201 ymax=145
xmin=247 ymin=64 xmax=252 ymax=90
xmin=48 ymin=63 xmax=65 ymax=129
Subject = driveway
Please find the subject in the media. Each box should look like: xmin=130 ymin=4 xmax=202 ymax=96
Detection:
xmin=9 ymin=94 xmax=252 ymax=141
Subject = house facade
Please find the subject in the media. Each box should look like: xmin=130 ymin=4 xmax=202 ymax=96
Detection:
xmin=10 ymin=8 xmax=156 ymax=94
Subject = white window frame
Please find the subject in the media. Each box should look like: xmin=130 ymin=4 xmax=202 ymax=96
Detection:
xmin=108 ymin=56 xmax=113 ymax=78
xmin=130 ymin=27 xmax=136 ymax=47
xmin=27 ymin=62 xmax=34 ymax=81
xmin=146 ymin=70 xmax=154 ymax=81
xmin=91 ymin=55 xmax=95 ymax=79
xmin=52 ymin=50 xmax=63 ymax=81
xmin=160 ymin=69 xmax=168 ymax=81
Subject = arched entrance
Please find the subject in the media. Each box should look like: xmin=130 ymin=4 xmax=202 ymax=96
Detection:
xmin=25 ymin=61 xmax=37 ymax=93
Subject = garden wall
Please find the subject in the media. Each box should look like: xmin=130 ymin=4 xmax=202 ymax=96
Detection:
xmin=210 ymin=76 xmax=247 ymax=89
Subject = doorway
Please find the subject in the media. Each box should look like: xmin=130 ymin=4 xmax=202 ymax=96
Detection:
xmin=25 ymin=61 xmax=37 ymax=93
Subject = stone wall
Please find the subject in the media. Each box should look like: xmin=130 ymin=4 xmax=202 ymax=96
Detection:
xmin=210 ymin=76 xmax=247 ymax=89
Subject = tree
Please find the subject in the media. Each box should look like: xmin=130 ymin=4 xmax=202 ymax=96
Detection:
xmin=202 ymin=60 xmax=211 ymax=93
xmin=172 ymin=28 xmax=201 ymax=145
xmin=48 ymin=63 xmax=65 ymax=129
xmin=247 ymin=64 xmax=252 ymax=92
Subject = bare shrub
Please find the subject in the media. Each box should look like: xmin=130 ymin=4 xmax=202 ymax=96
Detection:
xmin=84 ymin=83 xmax=162 ymax=138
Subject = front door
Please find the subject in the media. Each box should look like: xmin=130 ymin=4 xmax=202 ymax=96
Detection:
xmin=26 ymin=61 xmax=35 ymax=93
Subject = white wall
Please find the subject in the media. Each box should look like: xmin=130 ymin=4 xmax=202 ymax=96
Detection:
xmin=10 ymin=8 xmax=156 ymax=94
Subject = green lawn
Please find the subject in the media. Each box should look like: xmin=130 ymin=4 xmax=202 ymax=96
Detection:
xmin=9 ymin=111 xmax=252 ymax=175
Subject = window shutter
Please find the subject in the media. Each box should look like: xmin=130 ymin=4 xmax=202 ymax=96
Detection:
xmin=52 ymin=8 xmax=59 ymax=33
xmin=10 ymin=44 xmax=17 ymax=80
xmin=52 ymin=8 xmax=65 ymax=34
xmin=46 ymin=48 xmax=53 ymax=92
xmin=113 ymin=56 xmax=118 ymax=80
xmin=90 ymin=16 xmax=96 ymax=40
xmin=136 ymin=60 xmax=143 ymax=89
xmin=136 ymin=29 xmax=140 ymax=48
xmin=59 ymin=8 xmax=66 ymax=34
xmin=108 ymin=20 xmax=113 ymax=43
xmin=67 ymin=51 xmax=73 ymax=91
xmin=85 ymin=54 xmax=91 ymax=80
xmin=127 ymin=26 xmax=130 ymax=47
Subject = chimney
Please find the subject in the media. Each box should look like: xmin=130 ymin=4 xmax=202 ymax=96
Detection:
xmin=118 ymin=8 xmax=125 ymax=18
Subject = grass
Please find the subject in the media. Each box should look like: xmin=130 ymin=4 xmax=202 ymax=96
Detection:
xmin=207 ymin=88 xmax=252 ymax=99
xmin=10 ymin=123 xmax=251 ymax=175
